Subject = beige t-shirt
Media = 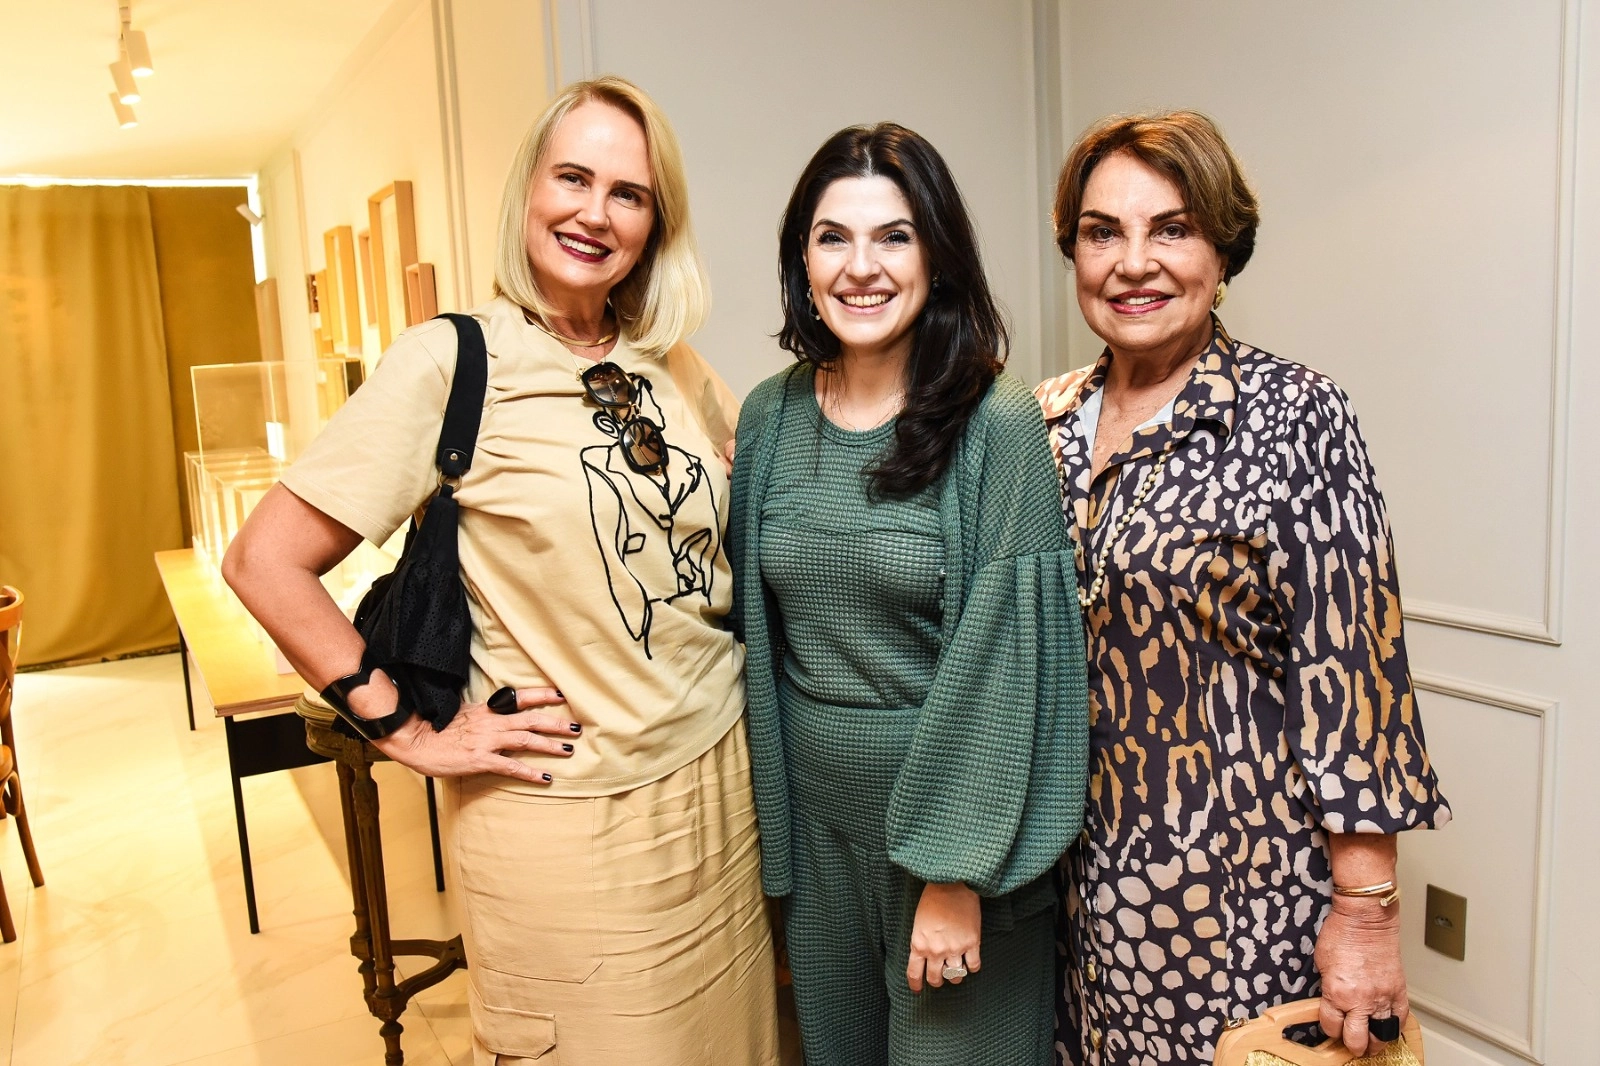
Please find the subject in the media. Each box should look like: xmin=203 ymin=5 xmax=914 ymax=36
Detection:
xmin=282 ymin=295 xmax=746 ymax=796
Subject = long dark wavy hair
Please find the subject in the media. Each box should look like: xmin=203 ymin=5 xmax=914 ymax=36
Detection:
xmin=777 ymin=123 xmax=1007 ymax=498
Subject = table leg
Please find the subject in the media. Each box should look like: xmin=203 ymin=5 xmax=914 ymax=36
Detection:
xmin=178 ymin=629 xmax=196 ymax=731
xmin=425 ymin=777 xmax=444 ymax=893
xmin=349 ymin=756 xmax=407 ymax=1065
xmin=336 ymin=760 xmax=378 ymax=1006
xmin=225 ymin=718 xmax=260 ymax=935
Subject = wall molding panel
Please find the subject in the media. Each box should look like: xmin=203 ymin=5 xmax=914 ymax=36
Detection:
xmin=548 ymin=0 xmax=596 ymax=92
xmin=1409 ymin=673 xmax=1559 ymax=1063
xmin=1405 ymin=0 xmax=1578 ymax=648
xmin=431 ymin=0 xmax=472 ymax=309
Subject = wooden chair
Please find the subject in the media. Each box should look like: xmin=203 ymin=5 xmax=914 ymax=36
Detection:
xmin=0 ymin=586 xmax=44 ymax=943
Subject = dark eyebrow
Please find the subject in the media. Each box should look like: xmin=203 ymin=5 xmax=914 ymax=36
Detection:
xmin=551 ymin=161 xmax=654 ymax=199
xmin=811 ymin=216 xmax=916 ymax=232
xmin=1077 ymin=207 xmax=1190 ymax=225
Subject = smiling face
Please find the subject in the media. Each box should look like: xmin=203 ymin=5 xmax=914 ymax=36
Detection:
xmin=523 ymin=100 xmax=656 ymax=314
xmin=1073 ymin=151 xmax=1225 ymax=364
xmin=805 ymin=175 xmax=930 ymax=364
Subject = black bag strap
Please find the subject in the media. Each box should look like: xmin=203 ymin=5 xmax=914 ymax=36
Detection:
xmin=434 ymin=313 xmax=487 ymax=480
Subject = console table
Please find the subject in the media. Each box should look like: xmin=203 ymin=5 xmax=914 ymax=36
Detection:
xmin=153 ymin=548 xmax=462 ymax=1065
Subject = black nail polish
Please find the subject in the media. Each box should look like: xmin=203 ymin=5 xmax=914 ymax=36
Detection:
xmin=562 ymin=743 xmax=573 ymax=753
xmin=541 ymin=773 xmax=553 ymax=782
xmin=555 ymin=689 xmax=564 ymax=698
xmin=570 ymin=722 xmax=582 ymax=733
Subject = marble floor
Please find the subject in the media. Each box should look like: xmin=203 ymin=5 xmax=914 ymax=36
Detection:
xmin=0 ymin=654 xmax=474 ymax=1066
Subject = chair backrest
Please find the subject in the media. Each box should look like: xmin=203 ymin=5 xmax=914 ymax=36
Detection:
xmin=0 ymin=586 xmax=22 ymax=745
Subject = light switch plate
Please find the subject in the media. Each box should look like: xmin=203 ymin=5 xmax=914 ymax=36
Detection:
xmin=1425 ymin=884 xmax=1467 ymax=961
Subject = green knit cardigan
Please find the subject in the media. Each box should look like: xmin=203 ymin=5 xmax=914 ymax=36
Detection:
xmin=729 ymin=366 xmax=1089 ymax=898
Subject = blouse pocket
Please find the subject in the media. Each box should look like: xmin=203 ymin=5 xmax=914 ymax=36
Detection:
xmin=455 ymin=784 xmax=602 ymax=984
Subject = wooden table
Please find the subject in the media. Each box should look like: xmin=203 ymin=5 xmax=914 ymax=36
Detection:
xmin=154 ymin=548 xmax=329 ymax=932
xmin=154 ymin=548 xmax=462 ymax=1065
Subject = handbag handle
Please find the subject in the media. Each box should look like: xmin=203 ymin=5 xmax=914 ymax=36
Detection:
xmin=433 ymin=313 xmax=487 ymax=481
xmin=1213 ymin=999 xmax=1425 ymax=1066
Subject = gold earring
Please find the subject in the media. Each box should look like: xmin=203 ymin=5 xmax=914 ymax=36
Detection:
xmin=1212 ymin=280 xmax=1228 ymax=310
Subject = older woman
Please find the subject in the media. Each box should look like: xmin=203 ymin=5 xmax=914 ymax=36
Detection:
xmin=224 ymin=77 xmax=778 ymax=1064
xmin=1035 ymin=111 xmax=1450 ymax=1066
xmin=730 ymin=123 xmax=1088 ymax=1065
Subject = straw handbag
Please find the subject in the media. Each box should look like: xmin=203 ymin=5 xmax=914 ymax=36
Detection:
xmin=1212 ymin=1000 xmax=1424 ymax=1066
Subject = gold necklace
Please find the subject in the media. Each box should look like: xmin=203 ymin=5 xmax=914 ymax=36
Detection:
xmin=523 ymin=307 xmax=616 ymax=348
xmin=1073 ymin=450 xmax=1172 ymax=610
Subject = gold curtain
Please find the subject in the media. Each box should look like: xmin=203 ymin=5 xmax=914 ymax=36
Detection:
xmin=0 ymin=186 xmax=183 ymax=665
xmin=148 ymin=186 xmax=263 ymax=543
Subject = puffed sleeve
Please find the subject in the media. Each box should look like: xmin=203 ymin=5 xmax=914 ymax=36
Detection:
xmin=279 ymin=318 xmax=460 ymax=545
xmin=884 ymin=376 xmax=1090 ymax=896
xmin=1270 ymin=373 xmax=1450 ymax=834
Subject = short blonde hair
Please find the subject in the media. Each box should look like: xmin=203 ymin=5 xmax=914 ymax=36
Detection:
xmin=492 ymin=76 xmax=709 ymax=354
xmin=1053 ymin=110 xmax=1259 ymax=281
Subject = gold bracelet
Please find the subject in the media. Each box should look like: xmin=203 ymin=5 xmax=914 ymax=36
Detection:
xmin=1332 ymin=879 xmax=1402 ymax=907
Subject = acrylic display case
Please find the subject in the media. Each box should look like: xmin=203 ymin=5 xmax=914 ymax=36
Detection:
xmin=186 ymin=357 xmax=364 ymax=565
xmin=185 ymin=358 xmax=395 ymax=663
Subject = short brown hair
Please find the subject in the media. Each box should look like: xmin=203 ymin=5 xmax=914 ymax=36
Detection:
xmin=1052 ymin=110 xmax=1259 ymax=281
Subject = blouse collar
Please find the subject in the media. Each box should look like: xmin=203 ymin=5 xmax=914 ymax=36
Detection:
xmin=1040 ymin=315 xmax=1241 ymax=442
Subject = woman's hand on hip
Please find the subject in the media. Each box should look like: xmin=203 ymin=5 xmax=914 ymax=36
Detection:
xmin=372 ymin=686 xmax=579 ymax=783
xmin=1315 ymin=894 xmax=1408 ymax=1056
xmin=906 ymin=882 xmax=982 ymax=993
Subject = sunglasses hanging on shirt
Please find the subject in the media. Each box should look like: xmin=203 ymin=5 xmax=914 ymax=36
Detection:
xmin=580 ymin=361 xmax=669 ymax=474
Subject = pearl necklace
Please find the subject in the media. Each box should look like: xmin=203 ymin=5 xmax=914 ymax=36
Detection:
xmin=1072 ymin=449 xmax=1172 ymax=610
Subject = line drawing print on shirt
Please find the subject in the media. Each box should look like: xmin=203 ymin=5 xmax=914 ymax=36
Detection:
xmin=581 ymin=374 xmax=720 ymax=659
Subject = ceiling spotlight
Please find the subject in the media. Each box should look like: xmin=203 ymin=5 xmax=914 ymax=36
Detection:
xmin=236 ymin=205 xmax=263 ymax=226
xmin=109 ymin=92 xmax=137 ymax=129
xmin=110 ymin=58 xmax=140 ymax=105
xmin=125 ymin=29 xmax=154 ymax=77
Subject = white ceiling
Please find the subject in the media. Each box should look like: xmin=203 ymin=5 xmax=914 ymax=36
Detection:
xmin=0 ymin=0 xmax=399 ymax=178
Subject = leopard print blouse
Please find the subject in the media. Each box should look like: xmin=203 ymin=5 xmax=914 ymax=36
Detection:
xmin=1036 ymin=318 xmax=1450 ymax=1066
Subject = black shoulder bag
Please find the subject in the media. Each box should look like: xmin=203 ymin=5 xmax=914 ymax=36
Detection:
xmin=330 ymin=312 xmax=487 ymax=739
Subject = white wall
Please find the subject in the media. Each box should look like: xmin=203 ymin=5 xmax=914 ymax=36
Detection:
xmin=257 ymin=0 xmax=548 ymax=374
xmin=553 ymin=0 xmax=1050 ymax=397
xmin=1055 ymin=2 xmax=1596 ymax=1063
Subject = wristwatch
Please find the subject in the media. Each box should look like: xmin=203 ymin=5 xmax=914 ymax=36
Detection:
xmin=320 ymin=665 xmax=414 ymax=741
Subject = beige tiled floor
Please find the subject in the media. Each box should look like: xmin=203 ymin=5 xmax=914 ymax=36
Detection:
xmin=0 ymin=654 xmax=472 ymax=1066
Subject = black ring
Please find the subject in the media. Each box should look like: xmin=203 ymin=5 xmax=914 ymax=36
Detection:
xmin=1369 ymin=1015 xmax=1401 ymax=1042
xmin=487 ymin=686 xmax=519 ymax=714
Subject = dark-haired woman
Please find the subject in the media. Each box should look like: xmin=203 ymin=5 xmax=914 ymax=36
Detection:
xmin=728 ymin=123 xmax=1089 ymax=1064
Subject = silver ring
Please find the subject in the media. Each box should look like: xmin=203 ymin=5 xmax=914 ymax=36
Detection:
xmin=941 ymin=963 xmax=968 ymax=981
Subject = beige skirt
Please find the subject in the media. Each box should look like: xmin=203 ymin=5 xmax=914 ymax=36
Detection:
xmin=440 ymin=718 xmax=780 ymax=1066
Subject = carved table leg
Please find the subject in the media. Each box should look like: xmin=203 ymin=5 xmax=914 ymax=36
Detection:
xmin=335 ymin=758 xmax=377 ymax=1006
xmin=306 ymin=713 xmax=467 ymax=1066
xmin=349 ymin=753 xmax=407 ymax=1065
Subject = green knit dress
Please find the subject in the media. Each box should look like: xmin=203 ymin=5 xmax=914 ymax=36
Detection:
xmin=730 ymin=366 xmax=1089 ymax=1066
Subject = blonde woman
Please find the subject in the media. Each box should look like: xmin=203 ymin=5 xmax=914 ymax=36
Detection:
xmin=225 ymin=77 xmax=779 ymax=1064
